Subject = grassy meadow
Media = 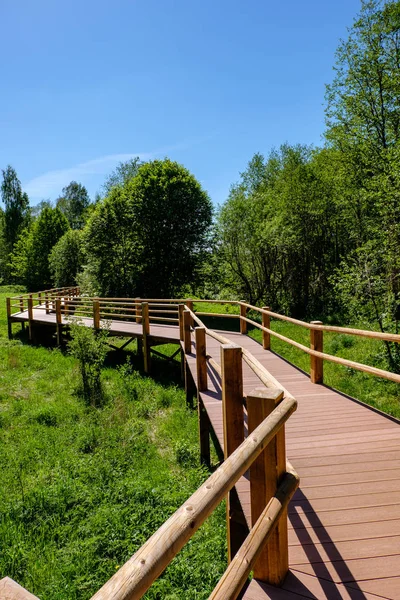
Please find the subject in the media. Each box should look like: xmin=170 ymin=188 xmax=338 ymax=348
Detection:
xmin=194 ymin=301 xmax=400 ymax=419
xmin=0 ymin=288 xmax=226 ymax=600
xmin=1 ymin=290 xmax=399 ymax=600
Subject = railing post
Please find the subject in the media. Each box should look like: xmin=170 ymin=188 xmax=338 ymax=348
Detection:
xmin=247 ymin=386 xmax=288 ymax=585
xmin=6 ymin=298 xmax=11 ymax=339
xmin=56 ymin=298 xmax=62 ymax=345
xmin=195 ymin=326 xmax=209 ymax=465
xmin=19 ymin=295 xmax=24 ymax=313
xmin=178 ymin=304 xmax=185 ymax=341
xmin=38 ymin=292 xmax=42 ymax=305
xmin=93 ymin=300 xmax=100 ymax=329
xmin=28 ymin=295 xmax=33 ymax=341
xmin=183 ymin=309 xmax=191 ymax=354
xmin=135 ymin=298 xmax=141 ymax=323
xmin=240 ymin=302 xmax=247 ymax=334
xmin=45 ymin=292 xmax=49 ymax=314
xmin=195 ymin=327 xmax=207 ymax=392
xmin=262 ymin=306 xmax=271 ymax=350
xmin=178 ymin=304 xmax=185 ymax=382
xmin=142 ymin=302 xmax=150 ymax=373
xmin=310 ymin=321 xmax=323 ymax=384
xmin=185 ymin=299 xmax=194 ymax=327
xmin=183 ymin=310 xmax=195 ymax=407
xmin=221 ymin=343 xmax=245 ymax=561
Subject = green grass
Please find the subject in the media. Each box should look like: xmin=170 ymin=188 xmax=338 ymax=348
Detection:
xmin=0 ymin=288 xmax=226 ymax=600
xmin=193 ymin=301 xmax=400 ymax=419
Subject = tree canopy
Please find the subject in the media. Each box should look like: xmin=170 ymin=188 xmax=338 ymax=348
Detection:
xmin=56 ymin=181 xmax=90 ymax=229
xmin=84 ymin=159 xmax=213 ymax=298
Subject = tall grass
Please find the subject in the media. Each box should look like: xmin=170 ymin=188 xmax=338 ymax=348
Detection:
xmin=0 ymin=288 xmax=226 ymax=600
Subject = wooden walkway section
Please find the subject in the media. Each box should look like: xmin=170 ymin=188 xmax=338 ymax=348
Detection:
xmin=7 ymin=305 xmax=400 ymax=599
xmin=185 ymin=329 xmax=400 ymax=600
xmin=10 ymin=308 xmax=181 ymax=344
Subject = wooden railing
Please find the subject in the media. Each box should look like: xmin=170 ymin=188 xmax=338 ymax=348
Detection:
xmin=7 ymin=289 xmax=400 ymax=383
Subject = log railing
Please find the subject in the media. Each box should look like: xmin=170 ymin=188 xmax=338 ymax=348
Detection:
xmin=7 ymin=288 xmax=400 ymax=384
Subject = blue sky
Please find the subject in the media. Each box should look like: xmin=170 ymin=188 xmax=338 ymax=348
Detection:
xmin=0 ymin=0 xmax=361 ymax=207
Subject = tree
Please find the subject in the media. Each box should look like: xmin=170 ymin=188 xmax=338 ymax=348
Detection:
xmin=0 ymin=165 xmax=30 ymax=251
xmin=325 ymin=0 xmax=400 ymax=333
xmin=84 ymin=159 xmax=213 ymax=297
xmin=326 ymin=0 xmax=400 ymax=156
xmin=11 ymin=207 xmax=69 ymax=290
xmin=217 ymin=146 xmax=349 ymax=316
xmin=102 ymin=157 xmax=142 ymax=196
xmin=49 ymin=229 xmax=85 ymax=287
xmin=56 ymin=181 xmax=90 ymax=229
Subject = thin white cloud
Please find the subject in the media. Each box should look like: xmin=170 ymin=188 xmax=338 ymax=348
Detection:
xmin=23 ymin=133 xmax=217 ymax=201
xmin=23 ymin=152 xmax=154 ymax=200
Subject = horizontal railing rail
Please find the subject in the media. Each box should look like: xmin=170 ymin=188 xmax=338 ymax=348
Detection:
xmin=7 ymin=289 xmax=400 ymax=384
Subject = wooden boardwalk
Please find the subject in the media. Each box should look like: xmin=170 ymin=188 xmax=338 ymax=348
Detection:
xmin=185 ymin=329 xmax=400 ymax=600
xmin=8 ymin=309 xmax=400 ymax=599
xmin=10 ymin=308 xmax=181 ymax=344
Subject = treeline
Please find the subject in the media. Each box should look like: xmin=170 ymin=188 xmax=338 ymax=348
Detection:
xmin=218 ymin=0 xmax=400 ymax=341
xmin=1 ymin=1 xmax=399 ymax=352
xmin=0 ymin=159 xmax=213 ymax=298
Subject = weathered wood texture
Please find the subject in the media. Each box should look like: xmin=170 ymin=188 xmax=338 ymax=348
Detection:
xmin=0 ymin=578 xmax=39 ymax=600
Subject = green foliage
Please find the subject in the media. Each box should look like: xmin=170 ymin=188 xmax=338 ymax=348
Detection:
xmin=0 ymin=288 xmax=226 ymax=599
xmin=84 ymin=159 xmax=213 ymax=298
xmin=10 ymin=207 xmax=69 ymax=290
xmin=0 ymin=166 xmax=30 ymax=251
xmin=0 ymin=166 xmax=30 ymax=282
xmin=217 ymin=145 xmax=348 ymax=316
xmin=102 ymin=157 xmax=142 ymax=196
xmin=68 ymin=323 xmax=109 ymax=407
xmin=49 ymin=229 xmax=85 ymax=287
xmin=56 ymin=181 xmax=90 ymax=229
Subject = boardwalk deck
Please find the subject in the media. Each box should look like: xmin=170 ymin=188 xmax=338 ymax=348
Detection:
xmin=8 ymin=311 xmax=400 ymax=600
xmin=185 ymin=329 xmax=400 ymax=600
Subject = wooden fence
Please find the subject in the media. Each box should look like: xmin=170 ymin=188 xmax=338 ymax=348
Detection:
xmin=7 ymin=288 xmax=400 ymax=385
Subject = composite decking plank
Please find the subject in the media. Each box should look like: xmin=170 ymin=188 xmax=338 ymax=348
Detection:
xmin=288 ymin=519 xmax=400 ymax=546
xmin=243 ymin=571 xmax=387 ymax=600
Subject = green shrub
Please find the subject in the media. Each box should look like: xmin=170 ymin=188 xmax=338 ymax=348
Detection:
xmin=68 ymin=322 xmax=109 ymax=407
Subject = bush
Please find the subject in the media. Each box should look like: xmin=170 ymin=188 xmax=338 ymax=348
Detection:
xmin=49 ymin=229 xmax=85 ymax=287
xmin=68 ymin=322 xmax=109 ymax=407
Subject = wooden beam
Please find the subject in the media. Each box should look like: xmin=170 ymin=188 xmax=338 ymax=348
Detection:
xmin=240 ymin=302 xmax=247 ymax=334
xmin=6 ymin=297 xmax=11 ymax=339
xmin=0 ymin=577 xmax=40 ymax=600
xmin=183 ymin=310 xmax=191 ymax=354
xmin=208 ymin=470 xmax=299 ymax=600
xmin=28 ymin=295 xmax=33 ymax=342
xmin=247 ymin=386 xmax=288 ymax=585
xmin=142 ymin=302 xmax=150 ymax=373
xmin=310 ymin=320 xmax=323 ymax=384
xmin=135 ymin=298 xmax=141 ymax=324
xmin=262 ymin=307 xmax=271 ymax=350
xmin=178 ymin=304 xmax=185 ymax=341
xmin=93 ymin=300 xmax=100 ymax=329
xmin=56 ymin=298 xmax=62 ymax=346
xmin=221 ymin=343 xmax=244 ymax=561
xmin=195 ymin=327 xmax=207 ymax=392
xmin=198 ymin=398 xmax=210 ymax=466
